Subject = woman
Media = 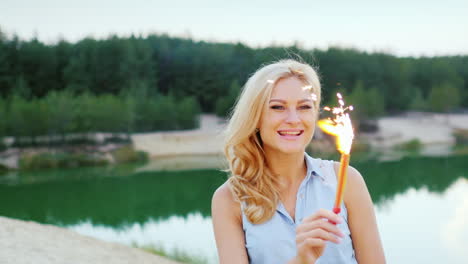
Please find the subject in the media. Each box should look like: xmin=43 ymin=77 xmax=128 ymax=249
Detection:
xmin=211 ymin=59 xmax=385 ymax=264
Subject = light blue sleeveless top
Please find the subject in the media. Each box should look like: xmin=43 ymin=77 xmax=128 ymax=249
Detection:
xmin=242 ymin=153 xmax=357 ymax=264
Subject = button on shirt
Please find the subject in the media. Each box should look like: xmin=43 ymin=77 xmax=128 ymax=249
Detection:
xmin=241 ymin=153 xmax=357 ymax=264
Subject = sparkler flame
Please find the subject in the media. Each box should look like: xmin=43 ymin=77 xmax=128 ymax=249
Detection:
xmin=318 ymin=93 xmax=354 ymax=154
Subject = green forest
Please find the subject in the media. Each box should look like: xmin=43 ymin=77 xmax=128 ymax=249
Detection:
xmin=1 ymin=29 xmax=467 ymax=142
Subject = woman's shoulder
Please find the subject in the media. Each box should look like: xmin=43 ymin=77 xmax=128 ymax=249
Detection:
xmin=330 ymin=161 xmax=364 ymax=183
xmin=306 ymin=152 xmax=362 ymax=181
xmin=307 ymin=154 xmax=366 ymax=192
xmin=211 ymin=181 xmax=242 ymax=223
xmin=212 ymin=181 xmax=235 ymax=205
xmin=329 ymin=161 xmax=369 ymax=209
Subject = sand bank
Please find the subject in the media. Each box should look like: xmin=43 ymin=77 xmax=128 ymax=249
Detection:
xmin=364 ymin=112 xmax=468 ymax=148
xmin=132 ymin=113 xmax=468 ymax=158
xmin=0 ymin=216 xmax=180 ymax=264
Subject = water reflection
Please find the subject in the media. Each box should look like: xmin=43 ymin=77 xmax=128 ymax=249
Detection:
xmin=441 ymin=179 xmax=468 ymax=263
xmin=354 ymin=155 xmax=468 ymax=205
xmin=2 ymin=155 xmax=467 ymax=226
xmin=0 ymin=168 xmax=226 ymax=226
xmin=69 ymin=213 xmax=218 ymax=264
xmin=377 ymin=178 xmax=468 ymax=264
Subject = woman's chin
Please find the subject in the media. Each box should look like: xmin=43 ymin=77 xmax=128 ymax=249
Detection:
xmin=263 ymin=140 xmax=309 ymax=156
xmin=274 ymin=145 xmax=306 ymax=155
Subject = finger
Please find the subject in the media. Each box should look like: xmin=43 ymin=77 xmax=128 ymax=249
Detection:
xmin=297 ymin=238 xmax=326 ymax=262
xmin=302 ymin=208 xmax=343 ymax=224
xmin=297 ymin=228 xmax=341 ymax=244
xmin=297 ymin=228 xmax=342 ymax=244
xmin=303 ymin=208 xmax=342 ymax=223
xmin=299 ymin=237 xmax=326 ymax=252
xmin=296 ymin=220 xmax=345 ymax=238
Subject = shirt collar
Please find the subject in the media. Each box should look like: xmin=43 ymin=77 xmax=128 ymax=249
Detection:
xmin=304 ymin=152 xmax=326 ymax=182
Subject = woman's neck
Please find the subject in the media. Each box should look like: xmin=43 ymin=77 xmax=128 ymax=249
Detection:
xmin=264 ymin=149 xmax=307 ymax=187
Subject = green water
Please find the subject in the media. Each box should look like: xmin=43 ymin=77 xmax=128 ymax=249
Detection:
xmin=1 ymin=155 xmax=467 ymax=263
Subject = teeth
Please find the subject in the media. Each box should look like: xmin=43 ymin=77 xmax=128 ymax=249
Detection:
xmin=279 ymin=131 xmax=301 ymax=135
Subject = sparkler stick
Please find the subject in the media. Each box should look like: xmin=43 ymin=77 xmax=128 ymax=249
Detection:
xmin=317 ymin=93 xmax=354 ymax=216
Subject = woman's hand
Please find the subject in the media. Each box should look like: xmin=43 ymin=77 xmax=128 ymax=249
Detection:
xmin=292 ymin=209 xmax=344 ymax=264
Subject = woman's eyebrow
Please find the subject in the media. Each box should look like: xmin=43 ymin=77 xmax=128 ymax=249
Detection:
xmin=269 ymin=99 xmax=286 ymax=103
xmin=269 ymin=98 xmax=312 ymax=103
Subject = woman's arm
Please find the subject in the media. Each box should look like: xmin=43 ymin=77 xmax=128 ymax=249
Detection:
xmin=338 ymin=164 xmax=386 ymax=263
xmin=211 ymin=182 xmax=249 ymax=264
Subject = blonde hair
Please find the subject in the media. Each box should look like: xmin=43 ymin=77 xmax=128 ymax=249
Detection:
xmin=224 ymin=59 xmax=321 ymax=224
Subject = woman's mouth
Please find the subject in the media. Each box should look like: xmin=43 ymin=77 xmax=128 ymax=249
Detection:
xmin=277 ymin=129 xmax=304 ymax=139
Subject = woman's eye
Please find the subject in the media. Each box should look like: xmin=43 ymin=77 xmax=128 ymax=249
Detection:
xmin=270 ymin=105 xmax=285 ymax=110
xmin=299 ymin=105 xmax=312 ymax=110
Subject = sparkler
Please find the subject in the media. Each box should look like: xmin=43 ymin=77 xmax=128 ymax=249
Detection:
xmin=317 ymin=93 xmax=354 ymax=216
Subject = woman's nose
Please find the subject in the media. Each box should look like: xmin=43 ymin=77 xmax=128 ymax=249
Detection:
xmin=285 ymin=109 xmax=300 ymax=124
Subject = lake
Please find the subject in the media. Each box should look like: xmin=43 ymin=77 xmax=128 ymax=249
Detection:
xmin=0 ymin=154 xmax=467 ymax=263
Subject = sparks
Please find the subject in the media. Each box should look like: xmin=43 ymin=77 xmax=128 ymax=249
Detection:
xmin=301 ymin=85 xmax=317 ymax=101
xmin=319 ymin=94 xmax=354 ymax=154
xmin=302 ymin=85 xmax=313 ymax=91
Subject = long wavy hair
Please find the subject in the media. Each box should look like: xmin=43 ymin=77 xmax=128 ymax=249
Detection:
xmin=224 ymin=59 xmax=321 ymax=224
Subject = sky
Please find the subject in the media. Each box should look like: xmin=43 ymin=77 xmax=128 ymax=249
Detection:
xmin=1 ymin=0 xmax=467 ymax=57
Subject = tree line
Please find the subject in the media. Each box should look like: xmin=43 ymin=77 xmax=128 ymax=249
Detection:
xmin=1 ymin=28 xmax=467 ymax=138
xmin=0 ymin=91 xmax=199 ymax=146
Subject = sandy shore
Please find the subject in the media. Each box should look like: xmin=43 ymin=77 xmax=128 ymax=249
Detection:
xmin=132 ymin=112 xmax=468 ymax=158
xmin=131 ymin=114 xmax=226 ymax=157
xmin=0 ymin=217 xmax=180 ymax=264
xmin=365 ymin=112 xmax=468 ymax=148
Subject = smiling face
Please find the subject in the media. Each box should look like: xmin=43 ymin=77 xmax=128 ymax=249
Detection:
xmin=258 ymin=76 xmax=317 ymax=156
